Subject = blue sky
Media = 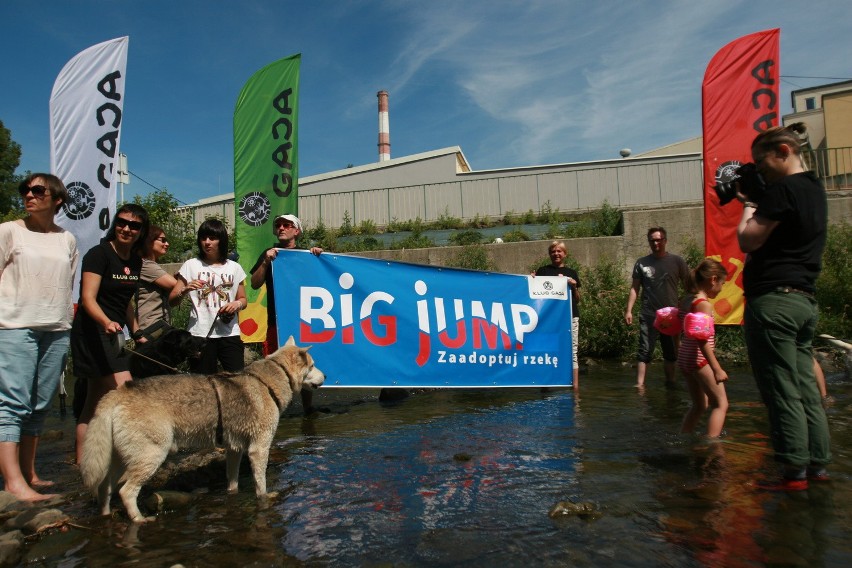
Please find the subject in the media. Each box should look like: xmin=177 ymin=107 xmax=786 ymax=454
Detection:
xmin=3 ymin=1 xmax=850 ymax=205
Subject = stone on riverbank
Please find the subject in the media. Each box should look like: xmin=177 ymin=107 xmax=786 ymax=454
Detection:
xmin=0 ymin=530 xmax=24 ymax=567
xmin=4 ymin=508 xmax=70 ymax=535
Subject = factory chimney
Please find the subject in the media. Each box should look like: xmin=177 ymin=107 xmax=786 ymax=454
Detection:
xmin=377 ymin=90 xmax=390 ymax=162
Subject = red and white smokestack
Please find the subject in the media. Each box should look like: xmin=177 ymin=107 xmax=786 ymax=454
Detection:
xmin=377 ymin=90 xmax=390 ymax=162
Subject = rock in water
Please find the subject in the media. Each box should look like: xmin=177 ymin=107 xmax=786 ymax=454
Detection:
xmin=548 ymin=500 xmax=601 ymax=520
xmin=144 ymin=490 xmax=196 ymax=514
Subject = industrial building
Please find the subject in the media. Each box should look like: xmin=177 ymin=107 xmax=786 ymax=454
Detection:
xmin=181 ymin=82 xmax=851 ymax=231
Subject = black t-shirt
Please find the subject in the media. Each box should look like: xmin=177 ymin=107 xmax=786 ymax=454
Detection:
xmin=250 ymin=243 xmax=299 ymax=321
xmin=535 ymin=264 xmax=581 ymax=317
xmin=74 ymin=241 xmax=142 ymax=329
xmin=743 ymin=171 xmax=827 ymax=297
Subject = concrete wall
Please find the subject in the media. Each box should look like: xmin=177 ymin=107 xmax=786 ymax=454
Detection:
xmin=165 ymin=194 xmax=851 ymax=281
xmin=356 ymin=193 xmax=851 ymax=278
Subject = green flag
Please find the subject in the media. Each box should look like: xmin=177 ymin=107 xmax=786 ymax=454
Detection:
xmin=233 ymin=53 xmax=300 ymax=343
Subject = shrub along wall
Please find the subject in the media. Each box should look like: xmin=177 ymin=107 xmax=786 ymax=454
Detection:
xmin=163 ymin=199 xmax=850 ymax=362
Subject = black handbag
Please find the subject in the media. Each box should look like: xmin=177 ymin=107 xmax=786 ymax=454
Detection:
xmin=133 ymin=280 xmax=174 ymax=342
xmin=133 ymin=318 xmax=174 ymax=341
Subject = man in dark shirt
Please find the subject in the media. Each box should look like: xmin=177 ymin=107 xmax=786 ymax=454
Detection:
xmin=250 ymin=214 xmax=322 ymax=413
xmin=625 ymin=227 xmax=689 ymax=388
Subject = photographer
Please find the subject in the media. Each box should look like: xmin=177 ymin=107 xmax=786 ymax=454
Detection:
xmin=736 ymin=124 xmax=830 ymax=490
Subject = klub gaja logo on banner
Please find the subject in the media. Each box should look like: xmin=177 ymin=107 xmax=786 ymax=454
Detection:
xmin=271 ymin=251 xmax=573 ymax=388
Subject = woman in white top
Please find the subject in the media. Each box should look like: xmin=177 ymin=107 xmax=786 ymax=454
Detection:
xmin=170 ymin=218 xmax=247 ymax=374
xmin=0 ymin=174 xmax=77 ymax=501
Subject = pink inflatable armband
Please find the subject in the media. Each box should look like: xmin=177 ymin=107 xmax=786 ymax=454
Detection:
xmin=653 ymin=307 xmax=681 ymax=336
xmin=683 ymin=311 xmax=714 ymax=341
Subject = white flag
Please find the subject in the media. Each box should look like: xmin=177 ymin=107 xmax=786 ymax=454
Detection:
xmin=51 ymin=36 xmax=129 ymax=300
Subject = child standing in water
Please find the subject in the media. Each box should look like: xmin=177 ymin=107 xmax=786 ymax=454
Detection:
xmin=678 ymin=259 xmax=729 ymax=438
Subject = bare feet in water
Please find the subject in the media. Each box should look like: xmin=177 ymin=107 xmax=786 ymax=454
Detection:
xmin=4 ymin=480 xmax=58 ymax=502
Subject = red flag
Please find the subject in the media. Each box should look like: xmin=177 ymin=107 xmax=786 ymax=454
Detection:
xmin=702 ymin=29 xmax=779 ymax=325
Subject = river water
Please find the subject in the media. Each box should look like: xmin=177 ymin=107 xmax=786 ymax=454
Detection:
xmin=22 ymin=361 xmax=852 ymax=566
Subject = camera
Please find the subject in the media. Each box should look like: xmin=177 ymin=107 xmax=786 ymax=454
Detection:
xmin=714 ymin=162 xmax=766 ymax=205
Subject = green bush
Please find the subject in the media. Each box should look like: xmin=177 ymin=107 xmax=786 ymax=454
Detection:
xmin=681 ymin=235 xmax=705 ymax=269
xmin=356 ymin=218 xmax=377 ymax=236
xmin=435 ymin=207 xmax=463 ymax=230
xmin=448 ymin=229 xmax=483 ymax=245
xmin=562 ymin=220 xmax=595 ymax=238
xmin=501 ymin=210 xmax=519 ymax=225
xmin=816 ymin=222 xmax=852 ymax=339
xmin=390 ymin=230 xmax=434 ymax=250
xmin=447 ymin=244 xmax=494 ymax=271
xmin=470 ymin=213 xmax=494 ymax=228
xmin=386 ymin=217 xmax=408 ymax=233
xmin=537 ymin=200 xmax=562 ymax=225
xmin=577 ymin=255 xmax=636 ymax=358
xmin=591 ymin=199 xmax=622 ymax=236
xmin=339 ymin=211 xmax=354 ymax=236
xmin=501 ymin=228 xmax=530 ymax=242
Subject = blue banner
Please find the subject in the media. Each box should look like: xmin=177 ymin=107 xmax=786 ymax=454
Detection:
xmin=272 ymin=251 xmax=573 ymax=388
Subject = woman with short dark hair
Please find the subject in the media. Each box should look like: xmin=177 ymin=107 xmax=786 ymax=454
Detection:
xmin=170 ymin=218 xmax=247 ymax=374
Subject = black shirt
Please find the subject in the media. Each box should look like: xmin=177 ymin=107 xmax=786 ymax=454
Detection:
xmin=250 ymin=244 xmax=300 ymax=321
xmin=534 ymin=264 xmax=581 ymax=317
xmin=74 ymin=240 xmax=142 ymax=330
xmin=743 ymin=171 xmax=827 ymax=297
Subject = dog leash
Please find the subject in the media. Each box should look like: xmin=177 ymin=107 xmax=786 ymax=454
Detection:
xmin=121 ymin=313 xmax=227 ymax=375
xmin=122 ymin=345 xmax=183 ymax=374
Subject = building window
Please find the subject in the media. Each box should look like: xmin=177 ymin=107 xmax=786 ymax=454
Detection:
xmin=805 ymin=97 xmax=816 ymax=110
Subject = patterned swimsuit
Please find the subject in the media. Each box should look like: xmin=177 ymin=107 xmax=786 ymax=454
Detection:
xmin=677 ymin=298 xmax=714 ymax=374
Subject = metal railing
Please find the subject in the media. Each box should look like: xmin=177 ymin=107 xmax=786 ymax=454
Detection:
xmin=803 ymin=147 xmax=852 ymax=191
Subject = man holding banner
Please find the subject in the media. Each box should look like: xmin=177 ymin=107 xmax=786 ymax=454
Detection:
xmin=250 ymin=213 xmax=321 ymax=412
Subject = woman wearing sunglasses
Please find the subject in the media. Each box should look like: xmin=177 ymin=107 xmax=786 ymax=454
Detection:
xmin=135 ymin=226 xmax=179 ymax=335
xmin=0 ymin=174 xmax=77 ymax=500
xmin=71 ymin=204 xmax=149 ymax=463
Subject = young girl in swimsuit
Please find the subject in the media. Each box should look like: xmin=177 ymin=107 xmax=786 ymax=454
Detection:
xmin=678 ymin=259 xmax=729 ymax=438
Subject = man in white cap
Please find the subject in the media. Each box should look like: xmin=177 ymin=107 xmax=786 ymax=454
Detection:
xmin=250 ymin=213 xmax=322 ymax=413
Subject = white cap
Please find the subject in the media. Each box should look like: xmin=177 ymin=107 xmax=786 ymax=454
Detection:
xmin=272 ymin=214 xmax=302 ymax=233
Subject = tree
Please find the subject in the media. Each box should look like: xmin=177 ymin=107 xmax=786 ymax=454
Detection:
xmin=0 ymin=120 xmax=24 ymax=222
xmin=131 ymin=188 xmax=196 ymax=263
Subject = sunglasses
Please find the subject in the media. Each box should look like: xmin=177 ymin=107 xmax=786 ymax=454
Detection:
xmin=274 ymin=220 xmax=296 ymax=228
xmin=19 ymin=184 xmax=50 ymax=198
xmin=115 ymin=217 xmax=143 ymax=231
xmin=155 ymin=236 xmax=168 ymax=243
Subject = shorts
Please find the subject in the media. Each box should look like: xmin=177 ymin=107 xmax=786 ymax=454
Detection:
xmin=71 ymin=328 xmax=130 ymax=378
xmin=0 ymin=328 xmax=70 ymax=441
xmin=190 ymin=335 xmax=244 ymax=374
xmin=637 ymin=314 xmax=676 ymax=363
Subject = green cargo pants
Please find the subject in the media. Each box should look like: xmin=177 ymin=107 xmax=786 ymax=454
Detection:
xmin=744 ymin=289 xmax=831 ymax=467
